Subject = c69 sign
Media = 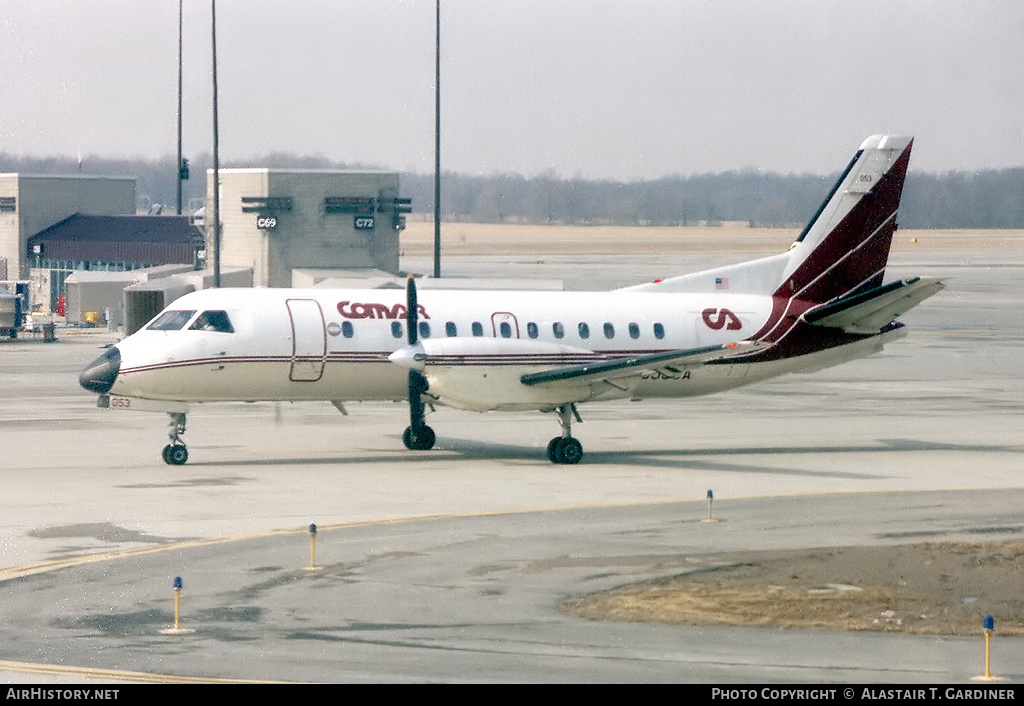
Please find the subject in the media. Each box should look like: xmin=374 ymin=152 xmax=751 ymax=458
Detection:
xmin=256 ymin=215 xmax=278 ymax=230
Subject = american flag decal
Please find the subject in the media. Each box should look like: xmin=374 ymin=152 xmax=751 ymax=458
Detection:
xmin=715 ymin=277 xmax=729 ymax=290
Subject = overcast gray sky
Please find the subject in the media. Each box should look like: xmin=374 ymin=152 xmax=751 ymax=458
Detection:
xmin=2 ymin=0 xmax=1022 ymax=179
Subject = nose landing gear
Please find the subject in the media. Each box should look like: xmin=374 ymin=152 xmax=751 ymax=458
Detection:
xmin=162 ymin=412 xmax=189 ymax=465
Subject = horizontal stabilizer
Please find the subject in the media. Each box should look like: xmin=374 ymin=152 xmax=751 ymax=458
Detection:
xmin=520 ymin=341 xmax=763 ymax=387
xmin=802 ymin=277 xmax=944 ymax=334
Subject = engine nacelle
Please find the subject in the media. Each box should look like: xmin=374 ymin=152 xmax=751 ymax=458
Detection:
xmin=390 ymin=337 xmax=603 ymax=411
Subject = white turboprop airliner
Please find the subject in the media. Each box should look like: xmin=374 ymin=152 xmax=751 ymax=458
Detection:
xmin=80 ymin=134 xmax=942 ymax=465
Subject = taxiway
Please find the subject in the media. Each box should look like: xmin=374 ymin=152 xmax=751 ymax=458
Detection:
xmin=0 ymin=243 xmax=1021 ymax=682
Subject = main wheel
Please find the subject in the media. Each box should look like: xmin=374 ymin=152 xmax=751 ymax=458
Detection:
xmin=403 ymin=425 xmax=436 ymax=451
xmin=162 ymin=444 xmax=189 ymax=466
xmin=557 ymin=437 xmax=583 ymax=464
xmin=547 ymin=437 xmax=583 ymax=464
xmin=547 ymin=437 xmax=561 ymax=463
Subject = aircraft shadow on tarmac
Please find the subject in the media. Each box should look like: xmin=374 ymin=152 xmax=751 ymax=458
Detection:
xmin=176 ymin=436 xmax=1010 ymax=481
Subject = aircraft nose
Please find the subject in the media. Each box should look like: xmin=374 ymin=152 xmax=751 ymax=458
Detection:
xmin=79 ymin=346 xmax=121 ymax=394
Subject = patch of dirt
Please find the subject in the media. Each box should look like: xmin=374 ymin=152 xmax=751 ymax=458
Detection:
xmin=561 ymin=541 xmax=1024 ymax=635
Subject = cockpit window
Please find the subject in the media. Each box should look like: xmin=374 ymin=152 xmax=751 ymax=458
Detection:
xmin=147 ymin=310 xmax=197 ymax=331
xmin=189 ymin=310 xmax=234 ymax=333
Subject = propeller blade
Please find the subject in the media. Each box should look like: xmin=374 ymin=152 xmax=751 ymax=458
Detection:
xmin=406 ymin=273 xmax=418 ymax=345
xmin=409 ymin=370 xmax=426 ymax=425
xmin=400 ymin=273 xmax=434 ymax=451
xmin=406 ymin=273 xmax=425 ymax=434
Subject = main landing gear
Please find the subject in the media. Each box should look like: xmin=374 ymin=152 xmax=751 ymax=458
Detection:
xmin=403 ymin=369 xmax=436 ymax=451
xmin=400 ymin=275 xmax=437 ymax=452
xmin=162 ymin=412 xmax=188 ymax=465
xmin=547 ymin=404 xmax=583 ymax=465
xmin=394 ymin=276 xmax=580 ymax=463
xmin=403 ymin=423 xmax=436 ymax=451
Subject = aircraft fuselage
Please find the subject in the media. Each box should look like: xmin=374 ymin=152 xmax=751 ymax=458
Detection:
xmin=102 ymin=285 xmax=869 ymax=411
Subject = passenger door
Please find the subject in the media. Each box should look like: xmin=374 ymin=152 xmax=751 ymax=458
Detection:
xmin=286 ymin=299 xmax=327 ymax=382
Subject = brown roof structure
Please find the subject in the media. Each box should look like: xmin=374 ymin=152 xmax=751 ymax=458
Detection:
xmin=28 ymin=214 xmax=203 ymax=267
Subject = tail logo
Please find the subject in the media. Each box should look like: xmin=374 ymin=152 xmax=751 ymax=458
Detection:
xmin=701 ymin=308 xmax=742 ymax=331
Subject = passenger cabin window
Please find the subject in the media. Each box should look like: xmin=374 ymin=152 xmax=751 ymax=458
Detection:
xmin=419 ymin=321 xmax=431 ymax=338
xmin=552 ymin=322 xmax=565 ymax=339
xmin=342 ymin=321 xmax=354 ymax=338
xmin=471 ymin=322 xmax=484 ymax=337
xmin=526 ymin=322 xmax=539 ymax=339
xmin=445 ymin=321 xmax=457 ymax=337
xmin=391 ymin=321 xmax=404 ymax=338
xmin=148 ymin=310 xmax=196 ymax=331
xmin=653 ymin=323 xmax=665 ymax=340
xmin=499 ymin=321 xmax=512 ymax=338
xmin=603 ymin=322 xmax=615 ymax=339
xmin=578 ymin=322 xmax=590 ymax=339
xmin=189 ymin=310 xmax=234 ymax=333
xmin=628 ymin=322 xmax=640 ymax=339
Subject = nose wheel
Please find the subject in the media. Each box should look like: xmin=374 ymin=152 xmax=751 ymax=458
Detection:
xmin=162 ymin=412 xmax=189 ymax=465
xmin=547 ymin=404 xmax=584 ymax=464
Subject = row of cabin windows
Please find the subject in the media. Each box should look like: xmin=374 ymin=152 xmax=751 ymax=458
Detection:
xmin=146 ymin=310 xmax=666 ymax=342
xmin=382 ymin=320 xmax=666 ymax=341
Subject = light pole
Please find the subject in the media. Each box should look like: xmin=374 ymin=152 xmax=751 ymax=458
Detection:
xmin=176 ymin=0 xmax=183 ymax=215
xmin=433 ymin=0 xmax=441 ymax=279
xmin=211 ymin=0 xmax=221 ymax=287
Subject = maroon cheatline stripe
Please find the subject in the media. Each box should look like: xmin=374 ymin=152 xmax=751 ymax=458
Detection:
xmin=118 ymin=348 xmax=681 ymax=376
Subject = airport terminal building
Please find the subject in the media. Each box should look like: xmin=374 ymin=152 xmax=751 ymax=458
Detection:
xmin=0 ymin=174 xmax=136 ymax=281
xmin=1 ymin=169 xmax=409 ymax=327
xmin=209 ymin=169 xmax=408 ymax=287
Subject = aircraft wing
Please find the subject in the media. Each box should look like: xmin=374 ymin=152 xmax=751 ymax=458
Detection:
xmin=520 ymin=341 xmax=763 ymax=387
xmin=802 ymin=277 xmax=944 ymax=334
